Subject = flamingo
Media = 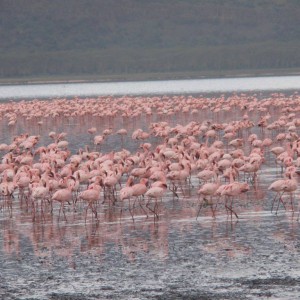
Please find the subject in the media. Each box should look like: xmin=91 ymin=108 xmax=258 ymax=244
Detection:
xmin=31 ymin=178 xmax=49 ymax=221
xmin=103 ymin=172 xmax=119 ymax=204
xmin=196 ymin=174 xmax=221 ymax=219
xmin=51 ymin=178 xmax=74 ymax=221
xmin=282 ymin=171 xmax=297 ymax=211
xmin=145 ymin=183 xmax=167 ymax=218
xmin=268 ymin=178 xmax=288 ymax=213
xmin=119 ymin=177 xmax=134 ymax=220
xmin=220 ymin=181 xmax=250 ymax=219
xmin=130 ymin=178 xmax=149 ymax=218
xmin=269 ymin=167 xmax=297 ymax=214
xmin=79 ymin=184 xmax=102 ymax=222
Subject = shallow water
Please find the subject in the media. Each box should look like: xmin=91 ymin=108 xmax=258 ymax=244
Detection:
xmin=1 ymin=192 xmax=300 ymax=299
xmin=1 ymin=93 xmax=300 ymax=299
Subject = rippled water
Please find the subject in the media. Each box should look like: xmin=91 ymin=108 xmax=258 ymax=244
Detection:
xmin=1 ymin=171 xmax=300 ymax=299
xmin=1 ymin=92 xmax=300 ymax=299
xmin=1 ymin=75 xmax=300 ymax=99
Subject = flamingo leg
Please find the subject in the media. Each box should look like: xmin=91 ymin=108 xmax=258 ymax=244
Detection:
xmin=32 ymin=201 xmax=36 ymax=221
xmin=49 ymin=198 xmax=53 ymax=214
xmin=41 ymin=199 xmax=46 ymax=222
xmin=212 ymin=197 xmax=220 ymax=216
xmin=196 ymin=199 xmax=204 ymax=220
xmin=113 ymin=187 xmax=118 ymax=205
xmin=179 ymin=182 xmax=185 ymax=198
xmin=275 ymin=192 xmax=286 ymax=215
xmin=7 ymin=197 xmax=13 ymax=218
xmin=62 ymin=203 xmax=68 ymax=221
xmin=58 ymin=203 xmax=62 ymax=221
xmin=137 ymin=197 xmax=148 ymax=218
xmin=146 ymin=198 xmax=159 ymax=219
xmin=102 ymin=187 xmax=107 ymax=204
xmin=92 ymin=203 xmax=98 ymax=220
xmin=226 ymin=196 xmax=233 ymax=219
xmin=209 ymin=197 xmax=216 ymax=218
xmin=169 ymin=183 xmax=179 ymax=198
xmin=119 ymin=199 xmax=124 ymax=221
xmin=224 ymin=197 xmax=229 ymax=215
xmin=72 ymin=192 xmax=78 ymax=212
xmin=290 ymin=193 xmax=294 ymax=212
xmin=84 ymin=205 xmax=89 ymax=223
xmin=128 ymin=198 xmax=135 ymax=222
xmin=225 ymin=197 xmax=239 ymax=219
xmin=271 ymin=192 xmax=281 ymax=213
xmin=230 ymin=197 xmax=237 ymax=219
xmin=225 ymin=203 xmax=239 ymax=219
xmin=154 ymin=198 xmax=159 ymax=218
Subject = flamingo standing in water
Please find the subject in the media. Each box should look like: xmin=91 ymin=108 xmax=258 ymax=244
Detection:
xmin=119 ymin=177 xmax=134 ymax=220
xmin=268 ymin=178 xmax=289 ymax=213
xmin=0 ymin=171 xmax=16 ymax=217
xmin=130 ymin=178 xmax=149 ymax=218
xmin=79 ymin=183 xmax=102 ymax=222
xmin=281 ymin=171 xmax=297 ymax=212
xmin=145 ymin=182 xmax=167 ymax=219
xmin=51 ymin=177 xmax=75 ymax=221
xmin=268 ymin=167 xmax=297 ymax=214
xmin=196 ymin=175 xmax=221 ymax=219
xmin=117 ymin=177 xmax=148 ymax=221
xmin=220 ymin=181 xmax=250 ymax=219
xmin=31 ymin=178 xmax=49 ymax=221
xmin=103 ymin=172 xmax=119 ymax=204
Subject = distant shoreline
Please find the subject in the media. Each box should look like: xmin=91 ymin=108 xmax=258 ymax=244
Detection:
xmin=1 ymin=74 xmax=299 ymax=101
xmin=1 ymin=68 xmax=300 ymax=86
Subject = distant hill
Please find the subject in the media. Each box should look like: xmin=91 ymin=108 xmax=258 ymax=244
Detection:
xmin=1 ymin=0 xmax=300 ymax=80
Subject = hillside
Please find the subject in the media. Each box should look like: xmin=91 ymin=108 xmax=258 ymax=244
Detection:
xmin=1 ymin=0 xmax=300 ymax=80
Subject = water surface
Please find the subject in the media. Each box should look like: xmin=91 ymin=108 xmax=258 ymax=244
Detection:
xmin=0 ymin=91 xmax=300 ymax=299
xmin=1 ymin=75 xmax=300 ymax=99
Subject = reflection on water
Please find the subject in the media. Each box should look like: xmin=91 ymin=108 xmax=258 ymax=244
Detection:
xmin=1 ymin=189 xmax=299 ymax=264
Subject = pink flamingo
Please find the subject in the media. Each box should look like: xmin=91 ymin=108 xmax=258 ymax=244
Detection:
xmin=103 ymin=172 xmax=119 ymax=204
xmin=51 ymin=178 xmax=74 ymax=221
xmin=79 ymin=183 xmax=102 ymax=222
xmin=145 ymin=182 xmax=167 ymax=219
xmin=196 ymin=174 xmax=221 ymax=219
xmin=31 ymin=178 xmax=50 ymax=221
xmin=269 ymin=167 xmax=297 ymax=214
xmin=119 ymin=177 xmax=134 ymax=220
xmin=268 ymin=177 xmax=288 ymax=213
xmin=130 ymin=178 xmax=149 ymax=218
xmin=220 ymin=181 xmax=250 ymax=219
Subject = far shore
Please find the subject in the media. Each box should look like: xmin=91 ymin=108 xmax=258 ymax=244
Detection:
xmin=1 ymin=68 xmax=300 ymax=86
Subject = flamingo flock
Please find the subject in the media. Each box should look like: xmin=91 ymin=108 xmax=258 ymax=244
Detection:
xmin=0 ymin=92 xmax=300 ymax=223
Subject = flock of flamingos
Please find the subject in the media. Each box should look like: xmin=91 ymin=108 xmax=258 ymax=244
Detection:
xmin=0 ymin=92 xmax=299 ymax=224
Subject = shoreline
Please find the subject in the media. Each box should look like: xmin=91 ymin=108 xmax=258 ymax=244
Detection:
xmin=1 ymin=68 xmax=300 ymax=86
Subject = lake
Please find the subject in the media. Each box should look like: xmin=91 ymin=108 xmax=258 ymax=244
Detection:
xmin=0 ymin=79 xmax=300 ymax=299
xmin=1 ymin=75 xmax=300 ymax=99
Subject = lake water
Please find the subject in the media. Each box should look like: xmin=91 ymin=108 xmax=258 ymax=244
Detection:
xmin=1 ymin=75 xmax=300 ymax=99
xmin=1 ymin=77 xmax=300 ymax=299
